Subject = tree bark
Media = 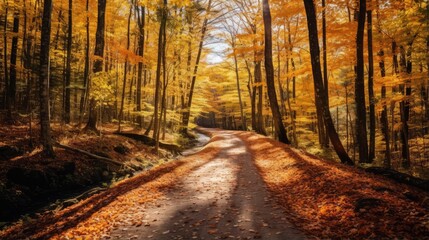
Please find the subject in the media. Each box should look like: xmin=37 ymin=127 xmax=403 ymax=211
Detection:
xmin=7 ymin=6 xmax=19 ymax=121
xmin=255 ymin=61 xmax=266 ymax=135
xmin=303 ymin=0 xmax=354 ymax=165
xmin=367 ymin=9 xmax=375 ymax=163
xmin=153 ymin=0 xmax=168 ymax=151
xmin=321 ymin=0 xmax=329 ymax=147
xmin=79 ymin=0 xmax=90 ymax=126
xmin=262 ymin=0 xmax=290 ymax=144
xmin=63 ymin=0 xmax=72 ymax=123
xmin=245 ymin=60 xmax=257 ymax=131
xmin=136 ymin=5 xmax=145 ymax=128
xmin=118 ymin=4 xmax=132 ymax=132
xmin=2 ymin=2 xmax=8 ymax=110
xmin=286 ymin=58 xmax=298 ymax=145
xmin=233 ymin=44 xmax=246 ymax=130
xmin=378 ymin=49 xmax=391 ymax=168
xmin=39 ymin=0 xmax=55 ymax=157
xmin=85 ymin=0 xmax=107 ymax=132
xmin=400 ymin=41 xmax=414 ymax=168
xmin=355 ymin=0 xmax=368 ymax=163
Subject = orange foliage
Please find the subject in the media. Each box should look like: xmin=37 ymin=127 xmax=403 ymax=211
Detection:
xmin=237 ymin=132 xmax=429 ymax=239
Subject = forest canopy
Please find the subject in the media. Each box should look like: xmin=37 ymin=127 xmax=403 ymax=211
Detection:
xmin=0 ymin=0 xmax=428 ymax=172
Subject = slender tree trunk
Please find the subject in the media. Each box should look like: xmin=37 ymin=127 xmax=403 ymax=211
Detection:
xmin=285 ymin=22 xmax=297 ymax=143
xmin=64 ymin=0 xmax=72 ymax=123
xmin=303 ymin=0 xmax=354 ymax=165
xmin=276 ymin=40 xmax=286 ymax=116
xmin=345 ymin=85 xmax=349 ymax=151
xmin=183 ymin=10 xmax=193 ymax=115
xmin=180 ymin=0 xmax=212 ymax=136
xmin=392 ymin=41 xmax=399 ymax=74
xmin=425 ymin=31 xmax=429 ymax=121
xmin=287 ymin=58 xmax=298 ymax=145
xmin=322 ymin=0 xmax=329 ymax=147
xmin=2 ymin=1 xmax=8 ymax=110
xmin=136 ymin=5 xmax=145 ymax=128
xmin=8 ymin=6 xmax=19 ymax=121
xmin=367 ymin=9 xmax=375 ymax=162
xmin=262 ymin=0 xmax=290 ymax=144
xmin=255 ymin=61 xmax=266 ymax=135
xmin=245 ymin=60 xmax=257 ymax=131
xmin=423 ymin=32 xmax=429 ymax=127
xmin=85 ymin=0 xmax=106 ymax=132
xmin=378 ymin=49 xmax=391 ymax=168
xmin=233 ymin=44 xmax=246 ymax=130
xmin=400 ymin=41 xmax=414 ymax=168
xmin=314 ymin=6 xmax=326 ymax=148
xmin=157 ymin=19 xmax=167 ymax=146
xmin=39 ymin=0 xmax=55 ymax=157
xmin=118 ymin=4 xmax=132 ymax=132
xmin=79 ymin=0 xmax=90 ymax=126
xmin=22 ymin=0 xmax=33 ymax=111
xmin=153 ymin=0 xmax=168 ymax=151
xmin=391 ymin=41 xmax=398 ymax=152
xmin=426 ymin=3 xmax=429 ymax=123
xmin=355 ymin=0 xmax=368 ymax=163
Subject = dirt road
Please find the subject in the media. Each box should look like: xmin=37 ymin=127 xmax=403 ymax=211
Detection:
xmin=3 ymin=129 xmax=427 ymax=239
xmin=107 ymin=130 xmax=306 ymax=239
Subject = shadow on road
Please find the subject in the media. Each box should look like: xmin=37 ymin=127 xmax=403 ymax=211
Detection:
xmin=114 ymin=131 xmax=305 ymax=239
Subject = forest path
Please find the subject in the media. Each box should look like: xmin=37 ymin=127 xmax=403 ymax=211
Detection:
xmin=107 ymin=130 xmax=306 ymax=239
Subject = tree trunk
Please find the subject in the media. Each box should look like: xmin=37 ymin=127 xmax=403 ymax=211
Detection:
xmin=355 ymin=0 xmax=368 ymax=163
xmin=322 ymin=0 xmax=329 ymax=148
xmin=255 ymin=61 xmax=266 ymax=135
xmin=85 ymin=0 xmax=107 ymax=132
xmin=39 ymin=0 xmax=55 ymax=157
xmin=345 ymin=85 xmax=350 ymax=151
xmin=262 ymin=0 xmax=290 ymax=144
xmin=245 ymin=60 xmax=257 ymax=131
xmin=118 ymin=4 xmax=132 ymax=132
xmin=378 ymin=49 xmax=391 ymax=168
xmin=7 ymin=6 xmax=19 ymax=121
xmin=158 ymin=18 xmax=168 ymax=146
xmin=276 ymin=40 xmax=286 ymax=116
xmin=136 ymin=5 xmax=145 ymax=128
xmin=64 ymin=0 xmax=72 ymax=123
xmin=180 ymin=0 xmax=213 ymax=136
xmin=425 ymin=32 xmax=429 ymax=121
xmin=392 ymin=41 xmax=399 ymax=74
xmin=303 ymin=0 xmax=354 ymax=165
xmin=286 ymin=58 xmax=298 ymax=145
xmin=22 ymin=0 xmax=33 ymax=112
xmin=391 ymin=41 xmax=398 ymax=152
xmin=313 ymin=2 xmax=327 ymax=147
xmin=153 ymin=0 xmax=168 ymax=151
xmin=367 ymin=9 xmax=375 ymax=163
xmin=400 ymin=41 xmax=414 ymax=169
xmin=233 ymin=44 xmax=246 ymax=130
xmin=2 ymin=2 xmax=8 ymax=110
xmin=79 ymin=0 xmax=90 ymax=126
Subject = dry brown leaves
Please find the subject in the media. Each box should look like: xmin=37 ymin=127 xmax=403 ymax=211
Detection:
xmin=0 ymin=137 xmax=218 ymax=239
xmin=237 ymin=132 xmax=429 ymax=239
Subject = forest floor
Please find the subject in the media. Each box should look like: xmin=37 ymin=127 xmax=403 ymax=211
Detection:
xmin=0 ymin=121 xmax=178 ymax=225
xmin=0 ymin=128 xmax=429 ymax=239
